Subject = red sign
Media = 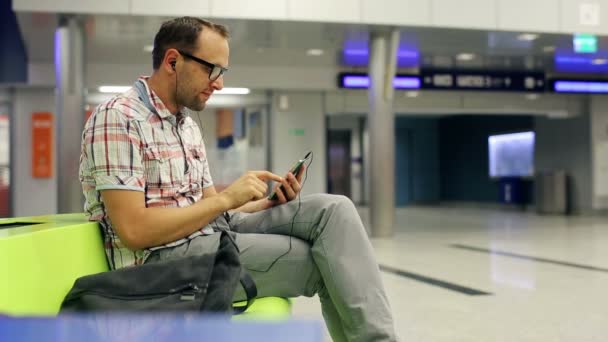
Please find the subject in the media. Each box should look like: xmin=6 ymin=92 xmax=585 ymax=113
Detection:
xmin=32 ymin=112 xmax=53 ymax=178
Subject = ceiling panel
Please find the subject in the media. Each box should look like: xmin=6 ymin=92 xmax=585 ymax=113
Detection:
xmin=14 ymin=13 xmax=600 ymax=74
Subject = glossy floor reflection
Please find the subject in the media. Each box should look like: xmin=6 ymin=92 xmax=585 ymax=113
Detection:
xmin=291 ymin=205 xmax=608 ymax=342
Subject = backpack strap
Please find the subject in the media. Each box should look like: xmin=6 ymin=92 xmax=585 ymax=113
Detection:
xmin=233 ymin=269 xmax=257 ymax=315
xmin=218 ymin=219 xmax=258 ymax=315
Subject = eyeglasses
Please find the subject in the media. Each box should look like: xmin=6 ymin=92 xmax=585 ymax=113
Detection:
xmin=177 ymin=50 xmax=228 ymax=81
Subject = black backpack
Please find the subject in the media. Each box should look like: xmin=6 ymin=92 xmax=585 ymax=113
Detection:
xmin=60 ymin=231 xmax=256 ymax=314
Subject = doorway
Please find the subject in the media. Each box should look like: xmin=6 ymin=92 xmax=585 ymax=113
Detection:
xmin=327 ymin=130 xmax=352 ymax=198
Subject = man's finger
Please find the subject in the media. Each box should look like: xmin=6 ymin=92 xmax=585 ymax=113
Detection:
xmin=287 ymin=173 xmax=301 ymax=192
xmin=253 ymin=181 xmax=267 ymax=195
xmin=289 ymin=174 xmax=302 ymax=194
xmin=296 ymin=164 xmax=305 ymax=183
xmin=275 ymin=186 xmax=287 ymax=204
xmin=283 ymin=177 xmax=296 ymax=200
xmin=252 ymin=170 xmax=283 ymax=183
xmin=252 ymin=188 xmax=265 ymax=200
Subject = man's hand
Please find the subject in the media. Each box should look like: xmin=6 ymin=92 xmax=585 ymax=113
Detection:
xmin=219 ymin=171 xmax=283 ymax=209
xmin=270 ymin=164 xmax=305 ymax=205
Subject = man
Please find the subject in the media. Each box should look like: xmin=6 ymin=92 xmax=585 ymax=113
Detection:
xmin=79 ymin=17 xmax=397 ymax=342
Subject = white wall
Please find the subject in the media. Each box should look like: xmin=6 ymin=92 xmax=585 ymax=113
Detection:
xmin=0 ymin=89 xmax=10 ymax=103
xmin=271 ymin=91 xmax=326 ymax=195
xmin=590 ymin=96 xmax=608 ymax=210
xmin=12 ymin=87 xmax=57 ymax=216
xmin=244 ymin=105 xmax=269 ymax=172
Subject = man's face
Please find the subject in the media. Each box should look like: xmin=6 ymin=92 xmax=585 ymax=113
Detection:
xmin=176 ymin=29 xmax=229 ymax=112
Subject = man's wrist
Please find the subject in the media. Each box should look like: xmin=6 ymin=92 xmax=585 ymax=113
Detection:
xmin=258 ymin=198 xmax=274 ymax=211
xmin=216 ymin=193 xmax=234 ymax=212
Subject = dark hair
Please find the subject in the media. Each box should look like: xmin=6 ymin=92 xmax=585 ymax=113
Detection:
xmin=152 ymin=17 xmax=229 ymax=70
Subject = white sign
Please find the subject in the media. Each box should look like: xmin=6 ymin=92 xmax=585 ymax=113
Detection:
xmin=580 ymin=2 xmax=600 ymax=27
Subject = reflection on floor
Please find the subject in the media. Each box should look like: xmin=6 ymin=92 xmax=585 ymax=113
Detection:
xmin=291 ymin=205 xmax=608 ymax=342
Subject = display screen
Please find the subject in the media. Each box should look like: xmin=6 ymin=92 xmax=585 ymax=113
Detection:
xmin=488 ymin=132 xmax=535 ymax=178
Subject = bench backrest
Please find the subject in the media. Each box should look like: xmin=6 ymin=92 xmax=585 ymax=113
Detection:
xmin=0 ymin=214 xmax=108 ymax=315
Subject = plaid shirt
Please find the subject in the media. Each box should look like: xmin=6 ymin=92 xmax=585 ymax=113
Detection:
xmin=79 ymin=77 xmax=215 ymax=270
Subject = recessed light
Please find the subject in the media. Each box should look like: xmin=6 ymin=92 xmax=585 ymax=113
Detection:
xmin=525 ymin=93 xmax=540 ymax=100
xmin=215 ymin=87 xmax=251 ymax=95
xmin=456 ymin=53 xmax=475 ymax=61
xmin=517 ymin=33 xmax=539 ymax=41
xmin=406 ymin=91 xmax=419 ymax=98
xmin=542 ymin=46 xmax=555 ymax=53
xmin=592 ymin=58 xmax=608 ymax=65
xmin=306 ymin=49 xmax=324 ymax=56
xmin=143 ymin=45 xmax=154 ymax=53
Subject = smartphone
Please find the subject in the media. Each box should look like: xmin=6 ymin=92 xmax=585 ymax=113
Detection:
xmin=268 ymin=152 xmax=312 ymax=200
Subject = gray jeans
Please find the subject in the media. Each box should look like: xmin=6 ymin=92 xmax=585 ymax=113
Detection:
xmin=146 ymin=193 xmax=397 ymax=342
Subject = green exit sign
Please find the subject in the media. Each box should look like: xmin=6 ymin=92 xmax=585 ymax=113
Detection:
xmin=573 ymin=34 xmax=597 ymax=53
xmin=289 ymin=128 xmax=305 ymax=136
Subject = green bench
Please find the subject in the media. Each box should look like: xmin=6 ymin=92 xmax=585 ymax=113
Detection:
xmin=0 ymin=213 xmax=290 ymax=318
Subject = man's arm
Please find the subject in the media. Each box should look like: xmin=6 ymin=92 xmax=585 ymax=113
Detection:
xmin=101 ymin=189 xmax=231 ymax=250
xmin=102 ymin=171 xmax=282 ymax=250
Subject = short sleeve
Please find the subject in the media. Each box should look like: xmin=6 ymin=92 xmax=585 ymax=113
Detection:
xmin=82 ymin=108 xmax=145 ymax=192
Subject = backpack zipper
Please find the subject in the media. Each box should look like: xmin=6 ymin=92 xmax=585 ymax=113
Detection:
xmin=66 ymin=283 xmax=206 ymax=302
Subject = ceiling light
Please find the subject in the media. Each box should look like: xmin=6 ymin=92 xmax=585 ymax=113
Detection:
xmin=525 ymin=93 xmax=540 ymax=100
xmin=406 ymin=91 xmax=419 ymax=98
xmin=215 ymin=87 xmax=250 ymax=95
xmin=306 ymin=49 xmax=324 ymax=56
xmin=456 ymin=53 xmax=475 ymax=61
xmin=517 ymin=33 xmax=539 ymax=41
xmin=143 ymin=45 xmax=154 ymax=52
xmin=98 ymin=86 xmax=130 ymax=93
xmin=592 ymin=58 xmax=608 ymax=65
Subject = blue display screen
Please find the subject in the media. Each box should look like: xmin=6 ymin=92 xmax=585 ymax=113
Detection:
xmin=488 ymin=132 xmax=535 ymax=178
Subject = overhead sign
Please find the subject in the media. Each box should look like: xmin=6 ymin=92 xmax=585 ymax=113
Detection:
xmin=552 ymin=79 xmax=608 ymax=93
xmin=338 ymin=73 xmax=421 ymax=90
xmin=338 ymin=70 xmax=546 ymax=92
xmin=420 ymin=70 xmax=545 ymax=92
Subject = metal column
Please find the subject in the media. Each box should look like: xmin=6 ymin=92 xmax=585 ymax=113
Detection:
xmin=55 ymin=15 xmax=86 ymax=213
xmin=368 ymin=29 xmax=399 ymax=237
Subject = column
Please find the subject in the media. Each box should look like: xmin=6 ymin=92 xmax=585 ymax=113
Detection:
xmin=55 ymin=15 xmax=85 ymax=213
xmin=368 ymin=29 xmax=399 ymax=237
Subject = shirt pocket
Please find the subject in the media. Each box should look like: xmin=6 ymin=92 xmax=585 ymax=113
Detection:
xmin=143 ymin=145 xmax=184 ymax=189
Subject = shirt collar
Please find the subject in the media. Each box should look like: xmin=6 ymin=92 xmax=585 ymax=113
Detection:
xmin=138 ymin=76 xmax=187 ymax=126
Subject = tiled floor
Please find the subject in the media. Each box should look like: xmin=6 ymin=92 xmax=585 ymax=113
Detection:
xmin=291 ymin=205 xmax=608 ymax=341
